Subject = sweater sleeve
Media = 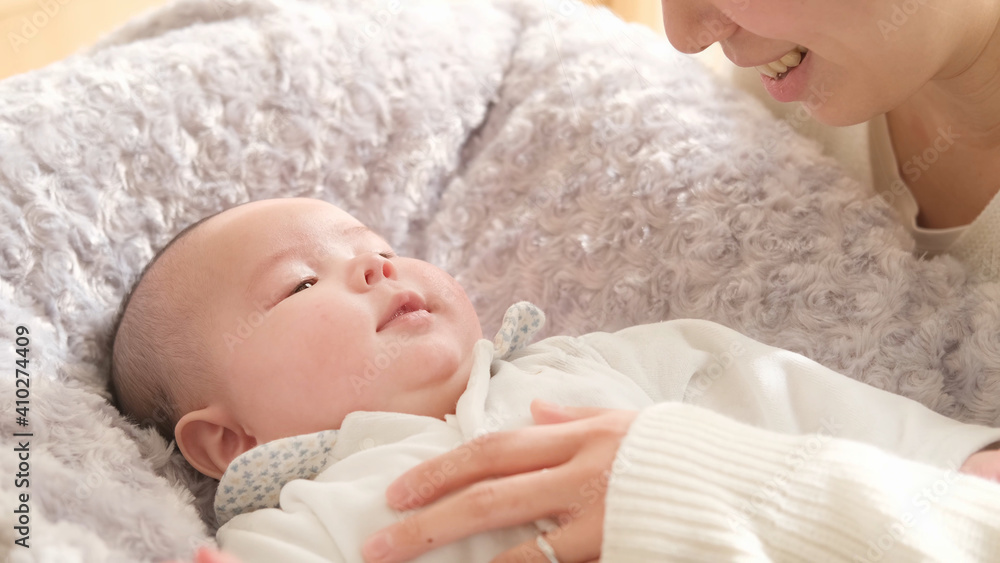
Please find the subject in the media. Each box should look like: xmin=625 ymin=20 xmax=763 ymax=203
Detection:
xmin=578 ymin=320 xmax=1000 ymax=469
xmin=602 ymin=402 xmax=1000 ymax=562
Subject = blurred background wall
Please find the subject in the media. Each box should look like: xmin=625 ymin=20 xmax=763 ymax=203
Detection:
xmin=597 ymin=0 xmax=663 ymax=34
xmin=0 ymin=0 xmax=169 ymax=79
xmin=0 ymin=0 xmax=666 ymax=80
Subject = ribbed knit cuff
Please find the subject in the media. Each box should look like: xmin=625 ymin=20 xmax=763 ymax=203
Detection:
xmin=601 ymin=402 xmax=1000 ymax=562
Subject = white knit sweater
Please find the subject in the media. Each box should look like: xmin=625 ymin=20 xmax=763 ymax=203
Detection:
xmin=602 ymin=402 xmax=1000 ymax=561
xmin=693 ymin=47 xmax=1000 ymax=282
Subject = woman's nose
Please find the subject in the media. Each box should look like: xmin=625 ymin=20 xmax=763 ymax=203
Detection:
xmin=353 ymin=252 xmax=396 ymax=289
xmin=661 ymin=0 xmax=735 ymax=54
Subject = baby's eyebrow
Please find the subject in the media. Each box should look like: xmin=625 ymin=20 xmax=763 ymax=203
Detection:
xmin=341 ymin=225 xmax=376 ymax=239
xmin=341 ymin=224 xmax=391 ymax=247
xmin=244 ymin=224 xmax=382 ymax=299
xmin=245 ymin=246 xmax=300 ymax=300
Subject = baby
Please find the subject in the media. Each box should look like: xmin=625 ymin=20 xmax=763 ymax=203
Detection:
xmin=110 ymin=197 xmax=1000 ymax=563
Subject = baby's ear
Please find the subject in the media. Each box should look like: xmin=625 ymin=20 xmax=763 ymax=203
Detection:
xmin=175 ymin=406 xmax=257 ymax=480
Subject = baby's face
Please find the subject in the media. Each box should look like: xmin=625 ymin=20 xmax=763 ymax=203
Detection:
xmin=180 ymin=198 xmax=482 ymax=446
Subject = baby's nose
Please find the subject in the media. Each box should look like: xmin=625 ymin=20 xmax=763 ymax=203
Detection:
xmin=363 ymin=253 xmax=396 ymax=285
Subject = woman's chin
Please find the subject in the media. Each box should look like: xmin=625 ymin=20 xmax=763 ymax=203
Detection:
xmin=803 ymin=101 xmax=878 ymax=128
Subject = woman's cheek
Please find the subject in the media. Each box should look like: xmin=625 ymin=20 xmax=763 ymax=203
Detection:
xmin=725 ymin=0 xmax=847 ymax=46
xmin=723 ymin=3 xmax=798 ymax=38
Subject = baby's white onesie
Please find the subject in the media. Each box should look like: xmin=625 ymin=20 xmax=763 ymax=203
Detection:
xmin=214 ymin=303 xmax=1000 ymax=562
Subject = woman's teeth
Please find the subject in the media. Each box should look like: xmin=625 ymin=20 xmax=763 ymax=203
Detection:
xmin=756 ymin=46 xmax=807 ymax=79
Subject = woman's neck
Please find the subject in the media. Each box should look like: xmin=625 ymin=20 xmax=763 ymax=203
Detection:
xmin=886 ymin=3 xmax=1000 ymax=228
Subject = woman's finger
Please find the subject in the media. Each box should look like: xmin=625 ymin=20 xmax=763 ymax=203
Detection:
xmin=365 ymin=467 xmax=582 ymax=563
xmin=158 ymin=547 xmax=242 ymax=563
xmin=385 ymin=421 xmax=584 ymax=510
xmin=490 ymin=500 xmax=605 ymax=563
xmin=370 ymin=408 xmax=637 ymax=563
xmin=194 ymin=547 xmax=243 ymax=563
xmin=529 ymin=399 xmax=613 ymax=425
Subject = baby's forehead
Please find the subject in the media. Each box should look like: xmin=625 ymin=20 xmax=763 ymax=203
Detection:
xmin=131 ymin=199 xmax=376 ymax=327
xmin=167 ymin=199 xmax=381 ymax=278
xmin=214 ymin=200 xmax=367 ymax=239
xmin=190 ymin=202 xmax=352 ymax=250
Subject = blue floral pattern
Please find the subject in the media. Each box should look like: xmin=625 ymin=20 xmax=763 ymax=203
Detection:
xmin=492 ymin=301 xmax=545 ymax=358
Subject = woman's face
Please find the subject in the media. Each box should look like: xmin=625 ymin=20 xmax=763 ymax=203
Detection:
xmin=660 ymin=0 xmax=973 ymax=126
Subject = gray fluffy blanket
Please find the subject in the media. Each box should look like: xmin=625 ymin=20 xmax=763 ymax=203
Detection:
xmin=2 ymin=0 xmax=999 ymax=561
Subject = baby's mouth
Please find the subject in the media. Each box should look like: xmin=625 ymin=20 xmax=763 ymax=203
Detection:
xmin=387 ymin=304 xmax=416 ymax=323
xmin=377 ymin=292 xmax=428 ymax=332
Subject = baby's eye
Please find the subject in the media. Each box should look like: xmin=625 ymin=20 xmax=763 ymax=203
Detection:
xmin=292 ymin=279 xmax=316 ymax=294
xmin=378 ymin=251 xmax=395 ymax=259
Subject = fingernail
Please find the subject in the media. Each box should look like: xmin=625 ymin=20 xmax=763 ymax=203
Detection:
xmin=363 ymin=532 xmax=391 ymax=562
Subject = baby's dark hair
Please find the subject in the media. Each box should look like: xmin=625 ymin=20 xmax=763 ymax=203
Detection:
xmin=108 ymin=209 xmax=226 ymax=446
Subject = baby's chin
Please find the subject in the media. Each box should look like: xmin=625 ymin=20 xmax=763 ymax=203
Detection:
xmin=418 ymin=346 xmax=480 ymax=421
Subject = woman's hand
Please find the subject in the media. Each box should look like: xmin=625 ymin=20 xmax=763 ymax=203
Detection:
xmin=362 ymin=399 xmax=639 ymax=563
xmin=960 ymin=443 xmax=1000 ymax=482
xmin=163 ymin=546 xmax=243 ymax=563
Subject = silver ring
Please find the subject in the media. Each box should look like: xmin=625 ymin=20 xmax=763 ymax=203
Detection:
xmin=535 ymin=533 xmax=560 ymax=563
